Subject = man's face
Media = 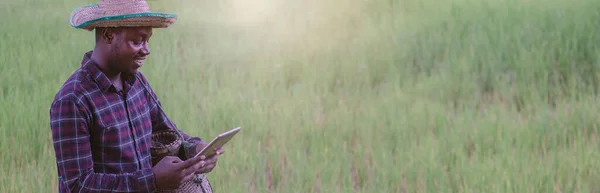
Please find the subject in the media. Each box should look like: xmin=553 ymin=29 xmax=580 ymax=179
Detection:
xmin=107 ymin=27 xmax=153 ymax=75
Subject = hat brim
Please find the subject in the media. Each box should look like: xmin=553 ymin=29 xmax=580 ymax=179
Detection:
xmin=70 ymin=4 xmax=178 ymax=31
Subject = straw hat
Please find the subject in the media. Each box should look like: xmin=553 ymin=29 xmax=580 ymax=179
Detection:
xmin=69 ymin=0 xmax=177 ymax=31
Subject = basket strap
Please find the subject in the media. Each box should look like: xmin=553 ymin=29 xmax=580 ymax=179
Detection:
xmin=135 ymin=74 xmax=186 ymax=141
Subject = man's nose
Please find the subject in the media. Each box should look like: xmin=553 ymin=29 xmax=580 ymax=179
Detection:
xmin=141 ymin=43 xmax=150 ymax=56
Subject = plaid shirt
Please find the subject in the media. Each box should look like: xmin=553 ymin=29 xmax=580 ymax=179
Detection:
xmin=49 ymin=51 xmax=203 ymax=193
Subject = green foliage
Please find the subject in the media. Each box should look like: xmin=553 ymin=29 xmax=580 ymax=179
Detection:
xmin=2 ymin=0 xmax=600 ymax=192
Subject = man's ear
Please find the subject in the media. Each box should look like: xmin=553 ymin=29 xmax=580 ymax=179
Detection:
xmin=103 ymin=28 xmax=114 ymax=44
xmin=98 ymin=27 xmax=116 ymax=44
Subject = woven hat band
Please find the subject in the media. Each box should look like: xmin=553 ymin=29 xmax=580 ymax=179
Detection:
xmin=69 ymin=0 xmax=178 ymax=30
xmin=98 ymin=0 xmax=150 ymax=16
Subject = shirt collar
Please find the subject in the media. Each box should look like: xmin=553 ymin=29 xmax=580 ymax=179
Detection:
xmin=81 ymin=51 xmax=137 ymax=93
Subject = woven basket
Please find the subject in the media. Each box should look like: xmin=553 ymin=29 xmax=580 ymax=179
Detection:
xmin=151 ymin=130 xmax=214 ymax=193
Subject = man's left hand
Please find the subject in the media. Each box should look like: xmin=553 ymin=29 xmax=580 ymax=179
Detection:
xmin=193 ymin=142 xmax=224 ymax=174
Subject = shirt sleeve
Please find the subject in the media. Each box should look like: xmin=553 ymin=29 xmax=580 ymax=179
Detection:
xmin=138 ymin=73 xmax=204 ymax=160
xmin=50 ymin=99 xmax=156 ymax=193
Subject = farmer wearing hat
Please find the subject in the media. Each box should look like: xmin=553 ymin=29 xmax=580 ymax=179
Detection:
xmin=49 ymin=0 xmax=221 ymax=192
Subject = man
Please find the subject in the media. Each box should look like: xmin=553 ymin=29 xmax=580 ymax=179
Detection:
xmin=49 ymin=0 xmax=221 ymax=192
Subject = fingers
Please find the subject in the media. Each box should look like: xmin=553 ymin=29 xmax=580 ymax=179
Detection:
xmin=198 ymin=154 xmax=217 ymax=165
xmin=194 ymin=155 xmax=218 ymax=174
xmin=195 ymin=163 xmax=217 ymax=174
xmin=207 ymin=155 xmax=218 ymax=163
xmin=182 ymin=171 xmax=196 ymax=182
xmin=202 ymin=153 xmax=218 ymax=167
xmin=160 ymin=156 xmax=183 ymax=164
xmin=175 ymin=156 xmax=202 ymax=171
xmin=188 ymin=158 xmax=207 ymax=174
xmin=216 ymin=147 xmax=225 ymax=155
xmin=172 ymin=147 xmax=222 ymax=176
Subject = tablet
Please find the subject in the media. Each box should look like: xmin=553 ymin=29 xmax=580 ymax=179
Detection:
xmin=193 ymin=127 xmax=242 ymax=158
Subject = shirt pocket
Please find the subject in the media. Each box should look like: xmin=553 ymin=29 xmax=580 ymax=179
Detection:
xmin=90 ymin=115 xmax=140 ymax=171
xmin=89 ymin=103 xmax=131 ymax=149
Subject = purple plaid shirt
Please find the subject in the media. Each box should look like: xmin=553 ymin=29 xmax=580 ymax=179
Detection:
xmin=49 ymin=51 xmax=203 ymax=193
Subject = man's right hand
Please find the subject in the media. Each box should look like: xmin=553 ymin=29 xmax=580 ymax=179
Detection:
xmin=152 ymin=156 xmax=204 ymax=190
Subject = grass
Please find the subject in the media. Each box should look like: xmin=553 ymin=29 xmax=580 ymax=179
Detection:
xmin=2 ymin=0 xmax=600 ymax=192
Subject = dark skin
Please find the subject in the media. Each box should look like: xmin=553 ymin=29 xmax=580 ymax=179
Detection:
xmin=92 ymin=26 xmax=223 ymax=189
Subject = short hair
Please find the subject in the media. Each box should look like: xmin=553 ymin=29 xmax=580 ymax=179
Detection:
xmin=94 ymin=27 xmax=123 ymax=43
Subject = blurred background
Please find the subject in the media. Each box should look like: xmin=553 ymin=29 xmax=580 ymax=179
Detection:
xmin=2 ymin=0 xmax=600 ymax=192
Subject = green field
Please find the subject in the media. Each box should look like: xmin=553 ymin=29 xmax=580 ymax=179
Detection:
xmin=3 ymin=0 xmax=600 ymax=192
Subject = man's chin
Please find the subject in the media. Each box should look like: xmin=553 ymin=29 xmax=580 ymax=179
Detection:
xmin=122 ymin=69 xmax=139 ymax=77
